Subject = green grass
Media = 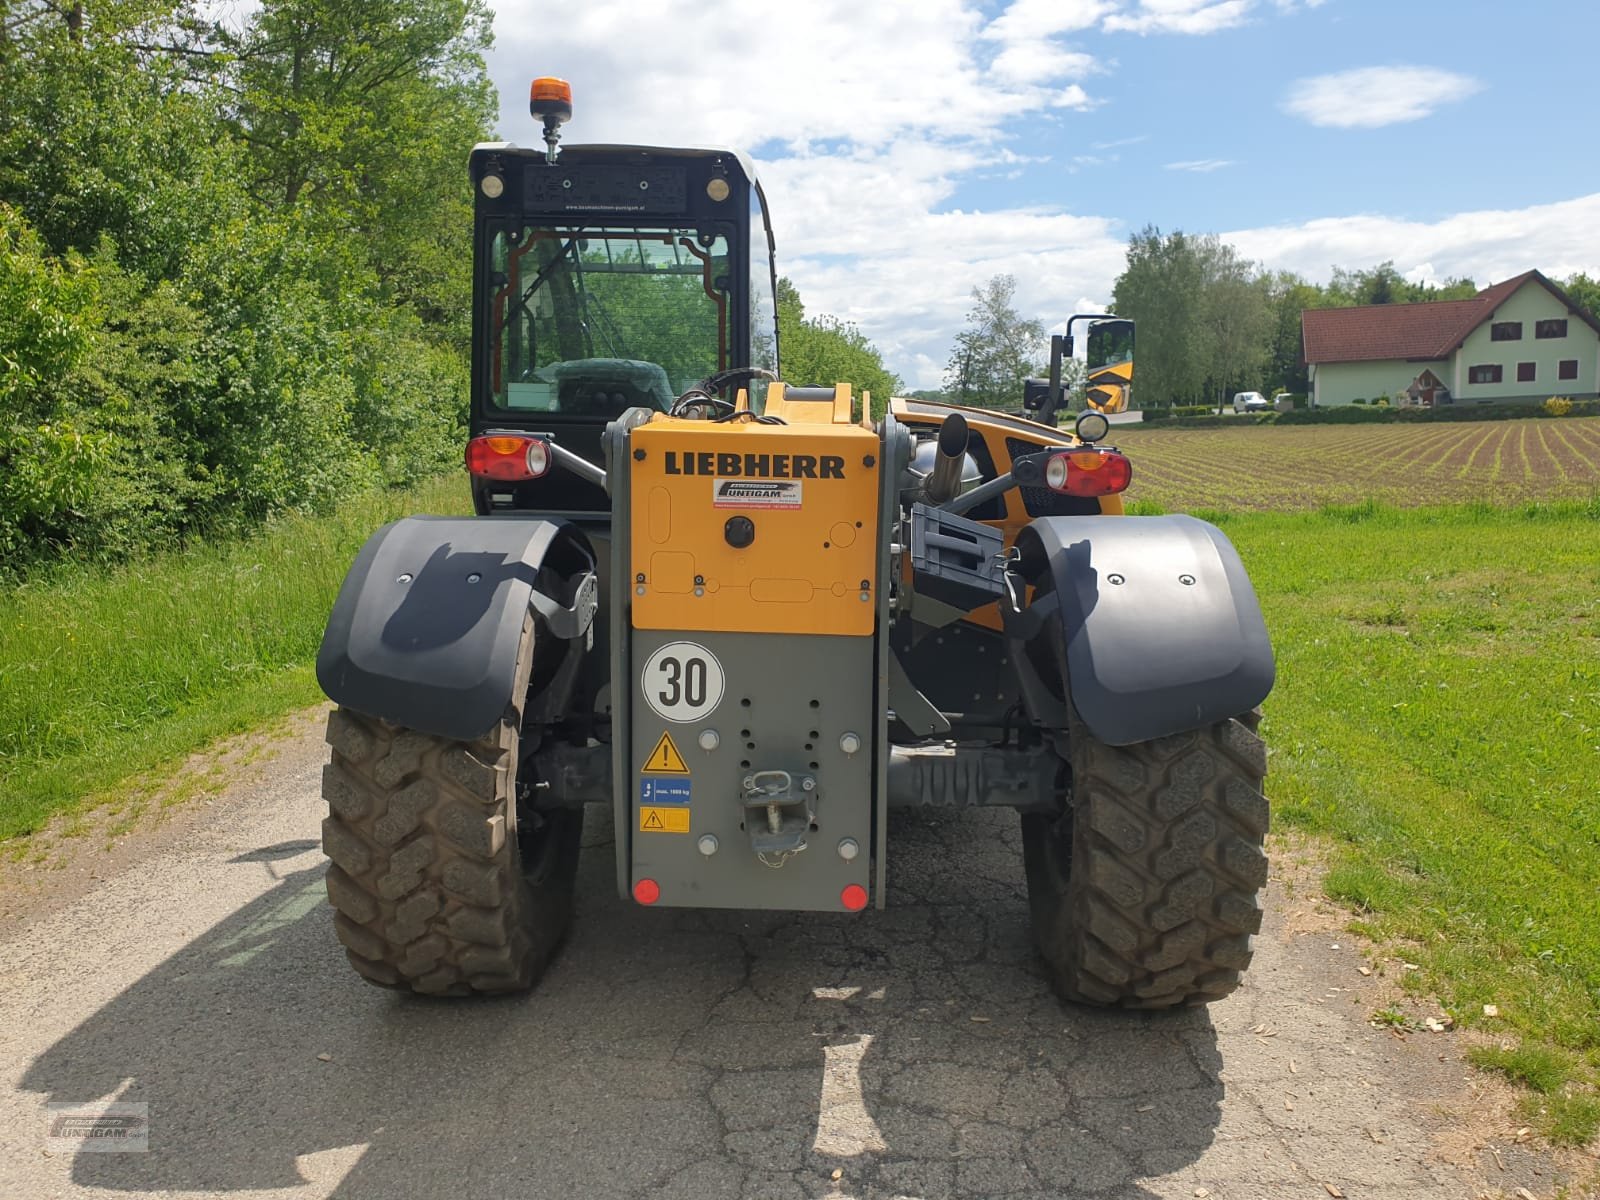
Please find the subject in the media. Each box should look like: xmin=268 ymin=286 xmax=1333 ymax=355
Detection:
xmin=0 ymin=475 xmax=469 ymax=844
xmin=1221 ymin=499 xmax=1600 ymax=1144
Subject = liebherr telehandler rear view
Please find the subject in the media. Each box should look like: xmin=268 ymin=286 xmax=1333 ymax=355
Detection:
xmin=314 ymin=78 xmax=1275 ymax=1008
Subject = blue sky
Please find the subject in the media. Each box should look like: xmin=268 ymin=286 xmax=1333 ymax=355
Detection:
xmin=486 ymin=0 xmax=1600 ymax=387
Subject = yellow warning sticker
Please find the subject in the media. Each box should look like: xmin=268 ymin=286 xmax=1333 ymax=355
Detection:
xmin=639 ymin=806 xmax=691 ymax=834
xmin=642 ymin=730 xmax=691 ymax=775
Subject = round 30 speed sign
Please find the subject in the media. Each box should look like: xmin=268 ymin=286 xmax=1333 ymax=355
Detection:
xmin=641 ymin=641 xmax=726 ymax=723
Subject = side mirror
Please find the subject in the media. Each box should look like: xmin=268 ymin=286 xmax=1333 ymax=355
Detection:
xmin=1086 ymin=319 xmax=1134 ymax=377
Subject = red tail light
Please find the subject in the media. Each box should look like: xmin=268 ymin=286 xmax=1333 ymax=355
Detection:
xmin=1044 ymin=449 xmax=1131 ymax=497
xmin=466 ymin=434 xmax=551 ymax=481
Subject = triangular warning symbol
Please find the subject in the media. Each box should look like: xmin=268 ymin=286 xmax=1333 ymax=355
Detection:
xmin=643 ymin=731 xmax=691 ymax=775
xmin=642 ymin=810 xmax=666 ymax=831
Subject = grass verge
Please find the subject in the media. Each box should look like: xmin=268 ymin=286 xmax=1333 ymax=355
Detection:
xmin=1218 ymin=499 xmax=1600 ymax=1144
xmin=0 ymin=475 xmax=469 ymax=845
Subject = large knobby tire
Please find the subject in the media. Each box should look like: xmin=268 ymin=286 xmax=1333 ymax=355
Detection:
xmin=1022 ymin=709 xmax=1269 ymax=1009
xmin=319 ymin=616 xmax=581 ymax=995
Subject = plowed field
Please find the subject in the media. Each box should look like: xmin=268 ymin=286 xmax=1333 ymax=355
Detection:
xmin=1115 ymin=417 xmax=1600 ymax=510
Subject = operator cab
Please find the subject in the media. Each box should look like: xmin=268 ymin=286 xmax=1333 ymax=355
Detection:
xmin=467 ymin=80 xmax=780 ymax=516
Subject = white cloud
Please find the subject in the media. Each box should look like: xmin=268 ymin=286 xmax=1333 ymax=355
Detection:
xmin=1228 ymin=194 xmax=1600 ymax=289
xmin=755 ymin=145 xmax=1128 ymax=388
xmin=1105 ymin=0 xmax=1255 ymax=35
xmin=1282 ymin=66 xmax=1483 ymax=128
xmin=982 ymin=0 xmax=1118 ymax=41
xmin=1165 ymin=158 xmax=1235 ymax=172
xmin=989 ymin=41 xmax=1100 ymax=87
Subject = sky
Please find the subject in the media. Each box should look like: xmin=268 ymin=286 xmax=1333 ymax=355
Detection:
xmin=484 ymin=0 xmax=1599 ymax=389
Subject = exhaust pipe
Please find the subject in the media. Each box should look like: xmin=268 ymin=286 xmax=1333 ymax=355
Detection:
xmin=924 ymin=413 xmax=970 ymax=504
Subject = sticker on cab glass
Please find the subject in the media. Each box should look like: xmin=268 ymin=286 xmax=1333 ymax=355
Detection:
xmin=639 ymin=778 xmax=691 ymax=805
xmin=712 ymin=479 xmax=802 ymax=509
xmin=642 ymin=730 xmax=690 ymax=775
xmin=639 ymin=806 xmax=690 ymax=833
xmin=641 ymin=641 xmax=726 ymax=723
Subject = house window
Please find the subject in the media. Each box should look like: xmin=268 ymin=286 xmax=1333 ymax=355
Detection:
xmin=1468 ymin=364 xmax=1503 ymax=384
xmin=1536 ymin=319 xmax=1568 ymax=339
xmin=1491 ymin=321 xmax=1522 ymax=341
xmin=1558 ymin=359 xmax=1579 ymax=380
xmin=1517 ymin=362 xmax=1536 ymax=383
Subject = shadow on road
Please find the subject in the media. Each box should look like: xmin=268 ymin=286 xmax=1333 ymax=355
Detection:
xmin=23 ymin=807 xmax=1223 ymax=1199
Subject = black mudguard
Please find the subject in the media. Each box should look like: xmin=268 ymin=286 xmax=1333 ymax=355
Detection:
xmin=316 ymin=516 xmax=595 ymax=741
xmin=1004 ymin=514 xmax=1274 ymax=746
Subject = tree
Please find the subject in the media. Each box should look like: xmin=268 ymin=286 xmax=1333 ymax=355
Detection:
xmin=1263 ymin=271 xmax=1319 ymax=394
xmin=1562 ymin=273 xmax=1600 ymax=325
xmin=776 ymin=278 xmax=900 ymax=417
xmin=1200 ymin=244 xmax=1272 ymax=412
xmin=1325 ymin=261 xmax=1477 ymax=307
xmin=221 ymin=0 xmax=495 ymax=335
xmin=943 ymin=274 xmax=1045 ymax=410
xmin=1111 ymin=227 xmax=1215 ymax=407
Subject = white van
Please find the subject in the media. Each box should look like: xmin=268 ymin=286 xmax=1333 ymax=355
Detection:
xmin=1232 ymin=391 xmax=1269 ymax=413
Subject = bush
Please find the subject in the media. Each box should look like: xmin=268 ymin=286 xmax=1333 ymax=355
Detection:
xmin=1173 ymin=404 xmax=1213 ymax=417
xmin=1277 ymin=406 xmax=1394 ymax=425
xmin=1545 ymin=396 xmax=1574 ymax=416
xmin=1352 ymin=397 xmax=1368 ymax=405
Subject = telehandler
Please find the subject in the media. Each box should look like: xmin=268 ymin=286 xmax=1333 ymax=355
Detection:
xmin=315 ymin=78 xmax=1275 ymax=1008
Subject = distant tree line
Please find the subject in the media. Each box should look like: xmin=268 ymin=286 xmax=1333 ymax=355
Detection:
xmin=1110 ymin=224 xmax=1600 ymax=411
xmin=0 ymin=0 xmax=494 ymax=574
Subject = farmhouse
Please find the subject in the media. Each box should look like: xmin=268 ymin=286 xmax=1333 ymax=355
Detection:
xmin=1302 ymin=271 xmax=1600 ymax=407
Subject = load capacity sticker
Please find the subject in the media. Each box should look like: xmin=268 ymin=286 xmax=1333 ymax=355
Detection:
xmin=639 ymin=778 xmax=691 ymax=805
xmin=641 ymin=641 xmax=725 ymax=723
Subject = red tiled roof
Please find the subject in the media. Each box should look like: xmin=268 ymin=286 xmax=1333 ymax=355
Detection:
xmin=1301 ymin=270 xmax=1600 ymax=364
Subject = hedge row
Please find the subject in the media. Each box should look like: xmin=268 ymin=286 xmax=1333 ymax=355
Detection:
xmin=1139 ymin=402 xmax=1600 ymax=427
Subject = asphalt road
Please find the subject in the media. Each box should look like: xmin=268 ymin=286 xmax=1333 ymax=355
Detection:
xmin=0 ymin=715 xmax=1555 ymax=1200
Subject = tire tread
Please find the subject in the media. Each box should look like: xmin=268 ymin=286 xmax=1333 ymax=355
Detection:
xmin=1023 ymin=708 xmax=1269 ymax=1009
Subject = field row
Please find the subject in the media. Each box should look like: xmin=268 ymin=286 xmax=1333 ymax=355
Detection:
xmin=1114 ymin=417 xmax=1600 ymax=510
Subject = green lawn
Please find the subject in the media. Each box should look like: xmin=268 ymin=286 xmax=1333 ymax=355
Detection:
xmin=1222 ymin=499 xmax=1600 ymax=1142
xmin=0 ymin=475 xmax=469 ymax=844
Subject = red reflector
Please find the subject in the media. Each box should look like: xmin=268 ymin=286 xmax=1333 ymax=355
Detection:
xmin=841 ymin=884 xmax=868 ymax=912
xmin=633 ymin=878 xmax=660 ymax=905
xmin=466 ymin=434 xmax=551 ymax=482
xmin=1044 ymin=449 xmax=1132 ymax=497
